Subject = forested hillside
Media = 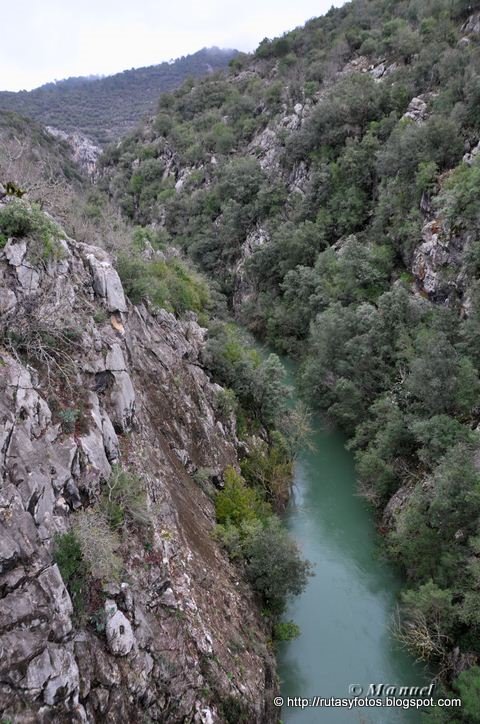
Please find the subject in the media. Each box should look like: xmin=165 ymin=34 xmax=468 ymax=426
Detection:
xmin=0 ymin=48 xmax=237 ymax=144
xmin=100 ymin=0 xmax=480 ymax=714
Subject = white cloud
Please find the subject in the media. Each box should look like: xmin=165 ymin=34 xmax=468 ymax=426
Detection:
xmin=0 ymin=0 xmax=346 ymax=91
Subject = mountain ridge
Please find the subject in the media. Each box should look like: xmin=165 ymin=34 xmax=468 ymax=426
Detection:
xmin=0 ymin=47 xmax=238 ymax=145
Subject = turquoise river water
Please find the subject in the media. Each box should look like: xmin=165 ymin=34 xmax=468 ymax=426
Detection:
xmin=277 ymin=360 xmax=429 ymax=724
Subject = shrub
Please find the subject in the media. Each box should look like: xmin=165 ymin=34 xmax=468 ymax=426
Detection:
xmin=436 ymin=159 xmax=480 ymax=233
xmin=73 ymin=510 xmax=122 ymax=582
xmin=454 ymin=667 xmax=480 ymax=723
xmin=273 ymin=620 xmax=301 ymax=642
xmin=0 ymin=200 xmax=38 ymax=237
xmin=215 ymin=466 xmax=270 ymax=527
xmin=240 ymin=434 xmax=292 ymax=505
xmin=243 ymin=518 xmax=312 ymax=614
xmin=410 ymin=415 xmax=476 ymax=469
xmin=0 ymin=200 xmax=64 ymax=261
xmin=214 ymin=388 xmax=238 ymax=418
xmin=58 ymin=407 xmax=81 ymax=433
xmin=53 ymin=531 xmax=88 ymax=616
xmin=101 ymin=465 xmax=151 ymax=531
xmin=214 ymin=520 xmax=262 ymax=560
xmin=193 ymin=467 xmax=217 ymax=498
xmin=204 ymin=324 xmax=286 ymax=429
xmin=117 ymin=254 xmax=210 ymax=315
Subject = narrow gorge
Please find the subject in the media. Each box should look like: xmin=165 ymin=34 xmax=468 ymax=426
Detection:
xmin=2 ymin=0 xmax=480 ymax=722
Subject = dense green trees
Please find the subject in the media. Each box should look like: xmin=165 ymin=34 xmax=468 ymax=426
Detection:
xmin=215 ymin=467 xmax=312 ymax=614
xmin=0 ymin=49 xmax=236 ymax=144
xmin=203 ymin=323 xmax=287 ymax=429
xmin=102 ymin=0 xmax=480 ymax=697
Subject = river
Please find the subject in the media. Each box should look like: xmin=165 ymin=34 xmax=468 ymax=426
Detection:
xmin=277 ymin=360 xmax=429 ymax=724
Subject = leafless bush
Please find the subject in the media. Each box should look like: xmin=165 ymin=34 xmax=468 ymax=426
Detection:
xmin=73 ymin=510 xmax=122 ymax=582
xmin=0 ymin=135 xmax=71 ymax=215
xmin=1 ymin=294 xmax=83 ymax=390
xmin=101 ymin=465 xmax=152 ymax=530
xmin=393 ymin=606 xmax=450 ymax=668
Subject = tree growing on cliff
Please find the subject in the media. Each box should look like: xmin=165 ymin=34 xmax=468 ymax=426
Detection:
xmin=243 ymin=518 xmax=312 ymax=614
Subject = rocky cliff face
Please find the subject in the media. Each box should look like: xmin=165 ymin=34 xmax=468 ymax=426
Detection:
xmin=0 ymin=200 xmax=278 ymax=723
xmin=46 ymin=127 xmax=102 ymax=178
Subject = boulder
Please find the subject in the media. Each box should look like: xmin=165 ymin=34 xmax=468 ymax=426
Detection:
xmin=403 ymin=96 xmax=428 ymax=123
xmin=85 ymin=251 xmax=127 ymax=313
xmin=105 ymin=600 xmax=135 ymax=656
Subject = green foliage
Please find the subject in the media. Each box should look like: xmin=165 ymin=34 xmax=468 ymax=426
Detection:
xmin=273 ymin=620 xmax=301 ymax=642
xmin=401 ymin=580 xmax=456 ymax=642
xmin=219 ymin=695 xmax=252 ymax=724
xmin=58 ymin=407 xmax=81 ymax=433
xmin=0 ymin=200 xmax=64 ymax=261
xmin=117 ymin=253 xmax=210 ymax=316
xmin=405 ymin=330 xmax=480 ymax=416
xmin=214 ymin=387 xmax=238 ymax=419
xmin=0 ymin=49 xmax=236 ymax=144
xmin=436 ymin=159 xmax=480 ymax=235
xmin=214 ymin=457 xmax=310 ymax=615
xmin=454 ymin=667 xmax=480 ymax=722
xmin=240 ymin=434 xmax=293 ymax=505
xmin=53 ymin=531 xmax=88 ymax=617
xmin=243 ymin=518 xmax=312 ymax=614
xmin=204 ymin=324 xmax=286 ymax=429
xmin=215 ymin=466 xmax=270 ymax=527
xmin=429 ymin=444 xmax=480 ymax=537
xmin=411 ymin=415 xmax=476 ymax=469
xmin=216 ymin=515 xmax=312 ymax=614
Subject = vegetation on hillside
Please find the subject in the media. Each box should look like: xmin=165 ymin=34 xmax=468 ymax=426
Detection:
xmin=0 ymin=48 xmax=237 ymax=144
xmin=101 ymin=0 xmax=480 ymax=710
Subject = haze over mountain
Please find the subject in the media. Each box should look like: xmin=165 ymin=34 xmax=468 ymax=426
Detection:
xmin=0 ymin=47 xmax=237 ymax=144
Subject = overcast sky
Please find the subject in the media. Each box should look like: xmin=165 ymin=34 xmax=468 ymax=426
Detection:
xmin=0 ymin=0 xmax=346 ymax=92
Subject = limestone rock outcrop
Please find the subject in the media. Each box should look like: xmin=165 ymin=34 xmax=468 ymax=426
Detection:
xmin=0 ymin=200 xmax=278 ymax=722
xmin=46 ymin=127 xmax=102 ymax=178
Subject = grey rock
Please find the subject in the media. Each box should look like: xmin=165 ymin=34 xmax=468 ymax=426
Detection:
xmin=370 ymin=62 xmax=385 ymax=79
xmin=403 ymin=96 xmax=428 ymax=123
xmin=463 ymin=139 xmax=480 ymax=166
xmin=16 ymin=263 xmax=40 ymax=292
xmin=37 ymin=565 xmax=73 ymax=636
xmin=46 ymin=127 xmax=101 ymax=178
xmin=412 ymin=218 xmax=468 ymax=301
xmin=462 ymin=12 xmax=480 ymax=35
xmin=89 ymin=686 xmax=110 ymax=713
xmin=85 ymin=250 xmax=127 ymax=313
xmin=0 ymin=287 xmax=17 ymax=313
xmin=109 ymin=371 xmax=136 ymax=431
xmin=105 ymin=600 xmax=135 ymax=656
xmin=4 ymin=239 xmax=27 ymax=266
xmin=105 ymin=343 xmax=127 ymax=371
xmin=78 ymin=427 xmax=112 ymax=488
xmin=233 ymin=226 xmax=269 ymax=311
xmin=101 ymin=413 xmax=120 ymax=463
xmin=43 ymin=647 xmax=79 ymax=706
